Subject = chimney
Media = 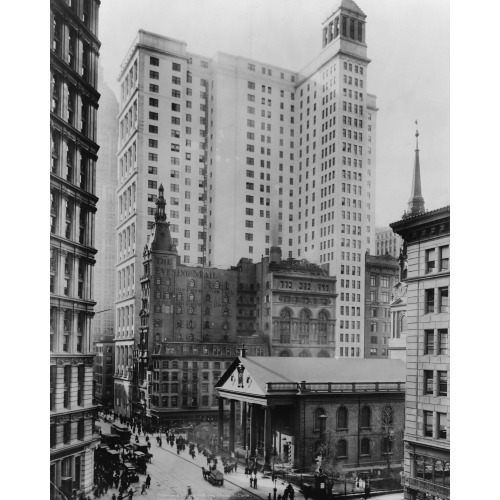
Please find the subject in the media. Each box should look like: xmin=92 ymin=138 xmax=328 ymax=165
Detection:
xmin=270 ymin=246 xmax=282 ymax=264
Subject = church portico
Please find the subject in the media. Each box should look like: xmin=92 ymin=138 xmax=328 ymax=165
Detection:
xmin=216 ymin=353 xmax=406 ymax=471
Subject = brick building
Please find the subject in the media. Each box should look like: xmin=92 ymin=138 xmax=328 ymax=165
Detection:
xmin=216 ymin=355 xmax=405 ymax=473
xmin=364 ymin=254 xmax=399 ymax=358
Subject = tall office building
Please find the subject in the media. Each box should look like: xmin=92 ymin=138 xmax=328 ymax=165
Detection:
xmin=114 ymin=0 xmax=376 ymax=413
xmin=93 ymin=68 xmax=119 ymax=341
xmin=50 ymin=0 xmax=101 ymax=498
xmin=375 ymin=227 xmax=403 ymax=258
xmin=390 ymin=131 xmax=450 ymax=500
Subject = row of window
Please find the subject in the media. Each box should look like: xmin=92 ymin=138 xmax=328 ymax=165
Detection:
xmin=425 ymin=246 xmax=450 ymax=273
xmin=424 ymin=287 xmax=449 ymax=314
xmin=50 ymin=249 xmax=88 ymax=301
xmin=50 ymin=308 xmax=87 ymax=353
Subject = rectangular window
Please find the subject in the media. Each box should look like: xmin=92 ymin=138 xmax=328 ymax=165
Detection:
xmin=172 ymin=62 xmax=181 ymax=71
xmin=439 ymin=287 xmax=449 ymax=313
xmin=439 ymin=245 xmax=449 ymax=270
xmin=424 ymin=411 xmax=433 ymax=437
xmin=438 ymin=329 xmax=448 ymax=355
xmin=148 ymin=166 xmax=157 ymax=175
xmin=424 ymin=330 xmax=434 ymax=354
xmin=148 ymin=180 xmax=157 ymax=189
xmin=425 ymin=289 xmax=435 ymax=313
xmin=424 ymin=370 xmax=434 ymax=394
xmin=438 ymin=371 xmax=448 ymax=396
xmin=149 ymin=98 xmax=158 ymax=107
xmin=426 ymin=248 xmax=436 ymax=273
xmin=437 ymin=413 xmax=447 ymax=439
xmin=149 ymin=70 xmax=159 ymax=79
xmin=150 ymin=56 xmax=159 ymax=66
xmin=149 ymin=84 xmax=159 ymax=93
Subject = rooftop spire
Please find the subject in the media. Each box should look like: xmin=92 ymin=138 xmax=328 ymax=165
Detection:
xmin=405 ymin=121 xmax=425 ymax=217
xmin=155 ymin=184 xmax=167 ymax=222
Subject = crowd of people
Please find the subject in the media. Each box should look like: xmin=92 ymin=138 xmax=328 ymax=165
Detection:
xmin=86 ymin=409 xmax=301 ymax=500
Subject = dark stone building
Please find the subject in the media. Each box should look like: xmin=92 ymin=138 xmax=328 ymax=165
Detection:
xmin=93 ymin=335 xmax=115 ymax=408
xmin=363 ymin=254 xmax=399 ymax=358
xmin=216 ymin=355 xmax=405 ymax=473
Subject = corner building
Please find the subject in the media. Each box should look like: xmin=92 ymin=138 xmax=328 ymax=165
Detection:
xmin=50 ymin=0 xmax=101 ymax=498
xmin=390 ymin=133 xmax=450 ymax=499
xmin=114 ymin=0 xmax=376 ymax=375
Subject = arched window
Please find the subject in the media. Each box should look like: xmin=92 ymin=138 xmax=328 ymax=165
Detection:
xmin=223 ymin=322 xmax=229 ymax=330
xmin=165 ymin=278 xmax=171 ymax=286
xmin=337 ymin=406 xmax=348 ymax=429
xmin=176 ymin=291 xmax=182 ymax=300
xmin=154 ymin=334 xmax=160 ymax=343
xmin=314 ymin=408 xmax=325 ymax=431
xmin=318 ymin=310 xmax=329 ymax=342
xmin=176 ymin=305 xmax=182 ymax=314
xmin=187 ymin=307 xmax=194 ymax=315
xmin=299 ymin=309 xmax=311 ymax=342
xmin=188 ymin=293 xmax=195 ymax=301
xmin=154 ymin=304 xmax=161 ymax=313
xmin=204 ymin=321 xmax=210 ymax=329
xmin=298 ymin=350 xmax=311 ymax=357
xmin=360 ymin=437 xmax=370 ymax=455
xmin=361 ymin=406 xmax=371 ymax=428
xmin=266 ymin=281 xmax=270 ymax=289
xmin=415 ymin=456 xmax=425 ymax=479
xmin=279 ymin=309 xmax=292 ymax=343
xmin=176 ymin=320 xmax=183 ymax=328
xmin=155 ymin=290 xmax=161 ymax=299
xmin=205 ymin=294 xmax=211 ymax=302
xmin=189 ymin=279 xmax=195 ymax=288
xmin=214 ymin=281 xmax=220 ymax=289
xmin=156 ymin=277 xmax=161 ymax=285
xmin=317 ymin=350 xmax=330 ymax=358
xmin=204 ymin=307 xmax=210 ymax=316
xmin=337 ymin=439 xmax=347 ymax=457
xmin=279 ymin=350 xmax=291 ymax=357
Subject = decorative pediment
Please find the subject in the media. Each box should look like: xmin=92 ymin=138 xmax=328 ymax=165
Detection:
xmin=218 ymin=361 xmax=265 ymax=396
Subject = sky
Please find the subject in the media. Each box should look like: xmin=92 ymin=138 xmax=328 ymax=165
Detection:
xmin=98 ymin=0 xmax=450 ymax=227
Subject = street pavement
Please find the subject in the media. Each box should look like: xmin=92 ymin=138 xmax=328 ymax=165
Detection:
xmin=94 ymin=417 xmax=403 ymax=500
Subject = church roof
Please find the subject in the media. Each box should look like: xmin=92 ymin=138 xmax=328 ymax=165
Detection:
xmin=218 ymin=356 xmax=405 ymax=389
xmin=333 ymin=0 xmax=366 ymax=16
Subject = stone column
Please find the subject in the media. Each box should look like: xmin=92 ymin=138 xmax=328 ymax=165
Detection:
xmin=264 ymin=406 xmax=272 ymax=467
xmin=242 ymin=402 xmax=248 ymax=450
xmin=250 ymin=404 xmax=257 ymax=456
xmin=229 ymin=400 xmax=236 ymax=453
xmin=218 ymin=396 xmax=224 ymax=452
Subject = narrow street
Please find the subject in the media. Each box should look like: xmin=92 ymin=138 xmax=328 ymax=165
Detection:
xmin=96 ymin=418 xmax=402 ymax=500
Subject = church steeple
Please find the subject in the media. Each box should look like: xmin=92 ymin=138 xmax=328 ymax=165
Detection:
xmin=405 ymin=122 xmax=425 ymax=217
xmin=155 ymin=184 xmax=167 ymax=222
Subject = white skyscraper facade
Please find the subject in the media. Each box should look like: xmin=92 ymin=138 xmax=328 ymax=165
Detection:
xmin=114 ymin=0 xmax=377 ymax=412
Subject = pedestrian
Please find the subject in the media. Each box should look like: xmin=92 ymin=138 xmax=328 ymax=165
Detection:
xmin=277 ymin=495 xmax=282 ymax=500
xmin=185 ymin=485 xmax=194 ymax=500
xmin=111 ymin=494 xmax=116 ymax=500
xmin=145 ymin=475 xmax=151 ymax=489
xmin=141 ymin=483 xmax=147 ymax=495
xmin=117 ymin=493 xmax=123 ymax=500
xmin=128 ymin=486 xmax=134 ymax=498
xmin=250 ymin=476 xmax=253 ymax=488
xmin=254 ymin=476 xmax=257 ymax=489
xmin=244 ymin=467 xmax=248 ymax=475
xmin=268 ymin=494 xmax=272 ymax=500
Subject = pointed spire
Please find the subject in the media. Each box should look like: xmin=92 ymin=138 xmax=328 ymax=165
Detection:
xmin=155 ymin=184 xmax=166 ymax=222
xmin=405 ymin=121 xmax=425 ymax=217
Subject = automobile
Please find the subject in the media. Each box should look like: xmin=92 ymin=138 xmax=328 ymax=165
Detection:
xmin=132 ymin=451 xmax=148 ymax=474
xmin=100 ymin=432 xmax=121 ymax=448
xmin=132 ymin=443 xmax=153 ymax=462
xmin=111 ymin=423 xmax=132 ymax=445
xmin=208 ymin=469 xmax=224 ymax=486
xmin=123 ymin=462 xmax=140 ymax=483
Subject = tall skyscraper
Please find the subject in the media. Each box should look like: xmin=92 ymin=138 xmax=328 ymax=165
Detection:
xmin=50 ymin=0 xmax=101 ymax=498
xmin=93 ymin=68 xmax=119 ymax=342
xmin=114 ymin=0 xmax=377 ymax=412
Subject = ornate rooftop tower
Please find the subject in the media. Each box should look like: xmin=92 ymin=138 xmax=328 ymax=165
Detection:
xmin=405 ymin=123 xmax=426 ymax=217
